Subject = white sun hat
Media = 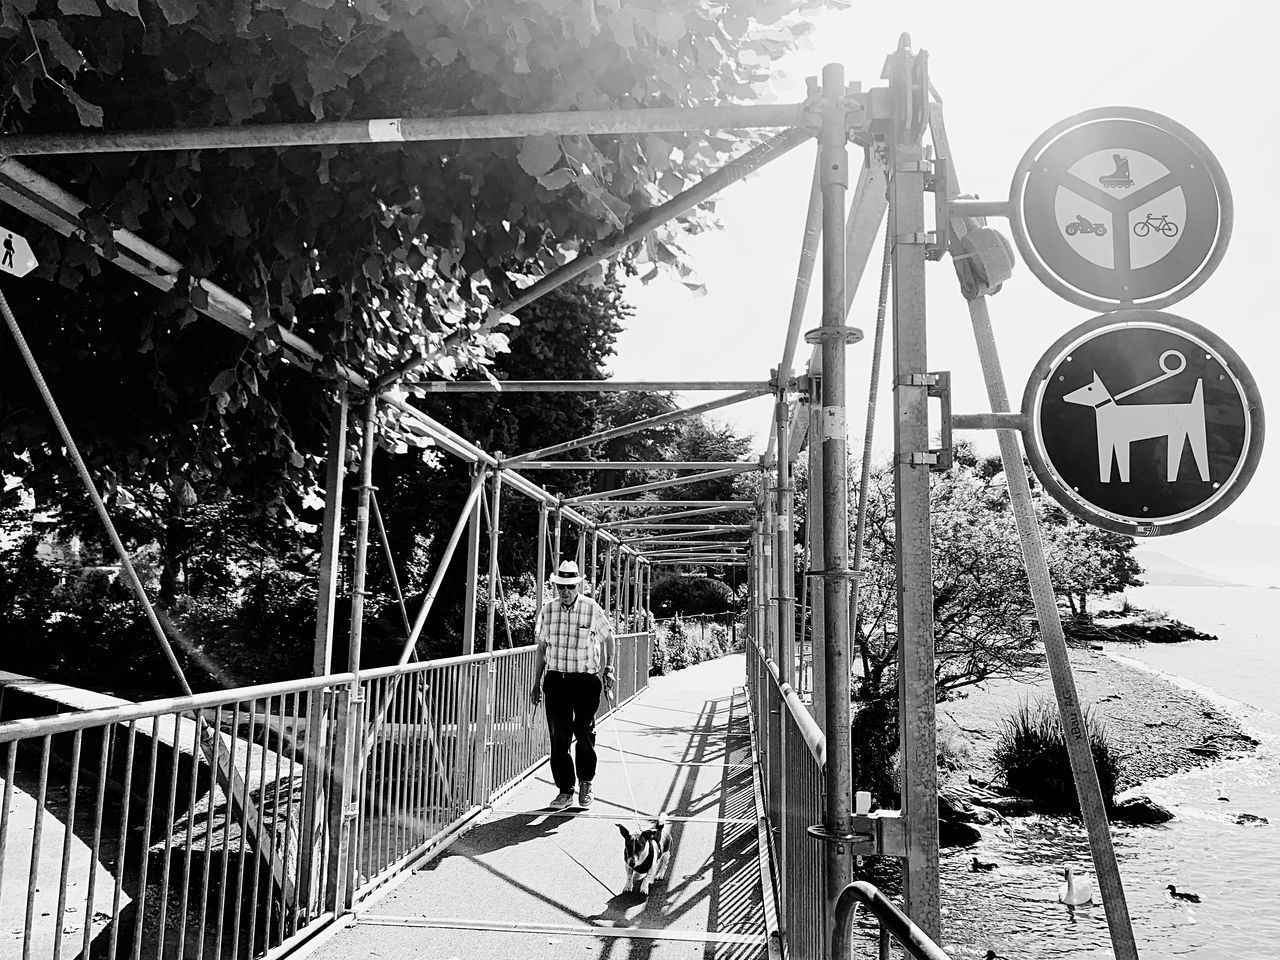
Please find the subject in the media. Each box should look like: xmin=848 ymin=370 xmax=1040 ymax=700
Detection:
xmin=550 ymin=560 xmax=583 ymax=585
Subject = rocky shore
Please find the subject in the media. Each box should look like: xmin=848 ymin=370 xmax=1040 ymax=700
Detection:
xmin=936 ymin=622 xmax=1258 ymax=837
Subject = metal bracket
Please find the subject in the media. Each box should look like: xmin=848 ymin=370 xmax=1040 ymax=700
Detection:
xmin=803 ymin=326 xmax=864 ymax=345
xmin=807 ymin=810 xmax=906 ymax=858
xmin=807 ymin=823 xmax=873 ymax=846
xmin=929 ymin=371 xmax=953 ymax=471
xmin=895 ymin=373 xmax=939 ymax=388
xmin=894 ymin=160 xmax=930 ymax=174
xmin=896 ymin=231 xmax=933 ymax=246
xmin=899 ymin=452 xmax=939 ymax=466
xmin=924 ymin=157 xmax=950 ymax=261
xmin=805 ymin=569 xmax=863 ymax=580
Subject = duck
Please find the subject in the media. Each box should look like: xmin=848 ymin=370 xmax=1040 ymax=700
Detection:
xmin=1058 ymin=866 xmax=1094 ymax=905
xmin=984 ymin=952 xmax=1009 ymax=960
xmin=970 ymin=856 xmax=998 ymax=872
xmin=1166 ymin=884 xmax=1201 ymax=903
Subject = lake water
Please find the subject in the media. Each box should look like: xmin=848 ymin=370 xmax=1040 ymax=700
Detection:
xmin=933 ymin=585 xmax=1280 ymax=959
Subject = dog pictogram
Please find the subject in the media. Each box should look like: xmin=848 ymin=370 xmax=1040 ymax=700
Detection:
xmin=1062 ymin=350 xmax=1209 ymax=483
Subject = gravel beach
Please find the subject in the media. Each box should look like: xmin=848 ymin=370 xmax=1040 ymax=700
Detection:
xmin=940 ymin=645 xmax=1258 ymax=794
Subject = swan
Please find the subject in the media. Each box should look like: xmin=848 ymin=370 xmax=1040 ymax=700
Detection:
xmin=1059 ymin=866 xmax=1093 ymax=905
xmin=1166 ymin=884 xmax=1201 ymax=903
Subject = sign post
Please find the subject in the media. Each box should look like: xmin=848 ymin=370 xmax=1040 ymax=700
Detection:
xmin=0 ymin=226 xmax=37 ymax=278
xmin=1023 ymin=311 xmax=1264 ymax=536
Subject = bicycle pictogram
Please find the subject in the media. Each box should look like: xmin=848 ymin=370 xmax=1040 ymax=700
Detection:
xmin=1133 ymin=213 xmax=1179 ymax=238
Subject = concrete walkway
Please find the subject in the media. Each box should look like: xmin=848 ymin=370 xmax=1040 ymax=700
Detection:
xmin=306 ymin=654 xmax=773 ymax=960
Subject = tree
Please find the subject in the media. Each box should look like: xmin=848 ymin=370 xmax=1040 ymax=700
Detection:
xmin=1040 ymin=504 xmax=1143 ymax=616
xmin=0 ymin=0 xmax=836 ymax=545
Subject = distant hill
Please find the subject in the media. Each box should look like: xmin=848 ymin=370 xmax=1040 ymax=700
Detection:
xmin=1136 ymin=517 xmax=1280 ymax=588
xmin=1134 ymin=549 xmax=1244 ymax=587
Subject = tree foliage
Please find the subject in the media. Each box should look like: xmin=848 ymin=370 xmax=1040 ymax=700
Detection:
xmin=0 ymin=0 xmax=835 ymax=535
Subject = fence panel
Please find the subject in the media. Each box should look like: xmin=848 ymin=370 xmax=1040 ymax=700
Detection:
xmin=747 ymin=638 xmax=826 ymax=960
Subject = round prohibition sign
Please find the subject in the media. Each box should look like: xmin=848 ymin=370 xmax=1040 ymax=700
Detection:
xmin=1022 ymin=311 xmax=1264 ymax=537
xmin=1009 ymin=108 xmax=1232 ymax=312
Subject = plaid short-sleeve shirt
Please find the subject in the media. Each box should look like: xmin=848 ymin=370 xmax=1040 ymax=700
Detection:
xmin=536 ymin=594 xmax=613 ymax=674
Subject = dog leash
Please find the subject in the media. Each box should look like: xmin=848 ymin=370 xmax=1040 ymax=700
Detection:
xmin=607 ymin=682 xmax=642 ymax=818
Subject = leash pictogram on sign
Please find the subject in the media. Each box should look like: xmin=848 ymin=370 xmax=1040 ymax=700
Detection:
xmin=1022 ymin=312 xmax=1264 ymax=537
xmin=1009 ymin=108 xmax=1231 ymax=312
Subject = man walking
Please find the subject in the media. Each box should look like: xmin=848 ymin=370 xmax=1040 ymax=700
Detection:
xmin=530 ymin=560 xmax=616 ymax=809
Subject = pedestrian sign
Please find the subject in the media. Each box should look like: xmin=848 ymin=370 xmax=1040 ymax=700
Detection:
xmin=1022 ymin=311 xmax=1264 ymax=537
xmin=1009 ymin=108 xmax=1231 ymax=312
xmin=0 ymin=226 xmax=37 ymax=278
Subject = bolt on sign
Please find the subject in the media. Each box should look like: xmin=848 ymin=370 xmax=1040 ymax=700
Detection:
xmin=1009 ymin=108 xmax=1232 ymax=311
xmin=1022 ymin=312 xmax=1264 ymax=537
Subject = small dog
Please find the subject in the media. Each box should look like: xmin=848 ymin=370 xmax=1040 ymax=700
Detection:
xmin=618 ymin=813 xmax=672 ymax=896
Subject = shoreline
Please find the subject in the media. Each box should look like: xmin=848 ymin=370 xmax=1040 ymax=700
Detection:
xmin=940 ymin=644 xmax=1258 ymax=801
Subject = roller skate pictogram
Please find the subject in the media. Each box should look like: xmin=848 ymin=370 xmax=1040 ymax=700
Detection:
xmin=1098 ymin=153 xmax=1133 ymax=189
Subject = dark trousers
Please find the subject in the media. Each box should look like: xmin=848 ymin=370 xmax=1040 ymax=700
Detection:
xmin=543 ymin=670 xmax=602 ymax=792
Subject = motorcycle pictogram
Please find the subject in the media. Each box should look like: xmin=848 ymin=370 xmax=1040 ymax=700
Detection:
xmin=1098 ymin=153 xmax=1133 ymax=188
xmin=1064 ymin=214 xmax=1108 ymax=237
xmin=1133 ymin=213 xmax=1179 ymax=238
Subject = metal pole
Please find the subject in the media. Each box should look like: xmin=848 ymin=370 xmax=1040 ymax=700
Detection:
xmin=553 ymin=504 xmax=564 ymax=569
xmin=301 ymin=387 xmax=347 ymax=912
xmin=336 ymin=392 xmax=377 ymax=908
xmin=565 ymin=466 xmax=755 ymax=504
xmin=778 ymin=151 xmax=824 ymax=381
xmin=505 ymin=392 xmax=766 ymax=465
xmin=537 ymin=501 xmax=549 ymax=606
xmin=887 ymin=44 xmax=941 ymax=936
xmin=590 ymin=529 xmax=599 ymax=597
xmin=0 ymin=103 xmax=810 ymax=156
xmin=409 ymin=379 xmax=773 ymax=393
xmin=489 ymin=128 xmax=814 ymax=325
xmin=806 ymin=368 xmax=826 ymax=732
xmin=816 ymin=63 xmax=855 ymax=953
xmin=462 ymin=465 xmax=483 ymax=656
xmin=313 ymin=389 xmax=348 ymax=676
xmin=774 ymin=396 xmax=796 ymax=686
xmin=483 ymin=470 xmax=504 ymax=655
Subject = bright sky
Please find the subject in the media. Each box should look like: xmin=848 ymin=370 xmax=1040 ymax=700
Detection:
xmin=609 ymin=0 xmax=1280 ymax=534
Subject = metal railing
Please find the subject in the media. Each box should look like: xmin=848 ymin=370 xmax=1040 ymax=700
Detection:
xmin=0 ymin=632 xmax=651 ymax=959
xmin=747 ymin=638 xmax=826 ymax=960
xmin=832 ymin=881 xmax=953 ymax=960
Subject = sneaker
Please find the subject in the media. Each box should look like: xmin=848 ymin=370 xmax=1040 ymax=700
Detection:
xmin=578 ymin=781 xmax=594 ymax=808
xmin=548 ymin=791 xmax=574 ymax=810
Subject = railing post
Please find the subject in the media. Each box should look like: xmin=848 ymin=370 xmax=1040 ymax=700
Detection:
xmin=774 ymin=394 xmax=796 ymax=687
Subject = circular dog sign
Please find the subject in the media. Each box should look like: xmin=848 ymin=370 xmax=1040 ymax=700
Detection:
xmin=1023 ymin=311 xmax=1264 ymax=536
xmin=1009 ymin=108 xmax=1232 ymax=312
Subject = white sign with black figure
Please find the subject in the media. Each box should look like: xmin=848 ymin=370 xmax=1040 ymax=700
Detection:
xmin=0 ymin=226 xmax=37 ymax=278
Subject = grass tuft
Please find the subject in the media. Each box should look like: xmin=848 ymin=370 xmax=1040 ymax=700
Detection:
xmin=993 ymin=698 xmax=1120 ymax=811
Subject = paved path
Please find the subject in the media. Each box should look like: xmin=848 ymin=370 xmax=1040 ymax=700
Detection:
xmin=305 ymin=654 xmax=773 ymax=960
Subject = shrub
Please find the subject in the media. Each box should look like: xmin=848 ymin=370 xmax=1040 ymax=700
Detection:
xmin=993 ymin=699 xmax=1120 ymax=811
xmin=649 ymin=615 xmax=737 ymax=676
